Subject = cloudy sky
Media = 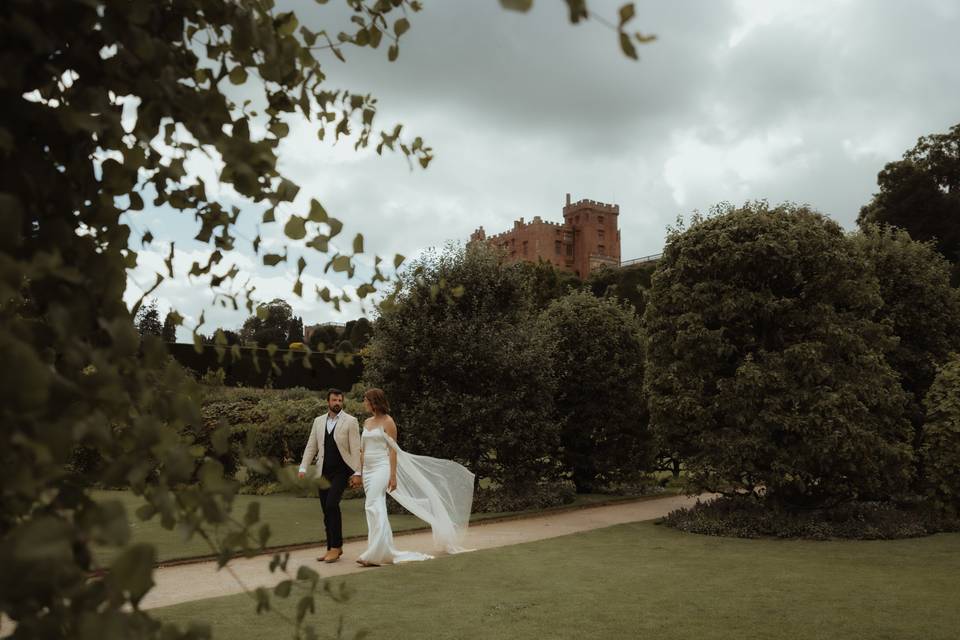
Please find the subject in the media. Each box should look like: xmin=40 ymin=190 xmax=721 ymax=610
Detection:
xmin=125 ymin=0 xmax=960 ymax=339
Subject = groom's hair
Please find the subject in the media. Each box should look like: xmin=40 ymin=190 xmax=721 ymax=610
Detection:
xmin=327 ymin=388 xmax=344 ymax=400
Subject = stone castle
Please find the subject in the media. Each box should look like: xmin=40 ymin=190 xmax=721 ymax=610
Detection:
xmin=469 ymin=194 xmax=621 ymax=278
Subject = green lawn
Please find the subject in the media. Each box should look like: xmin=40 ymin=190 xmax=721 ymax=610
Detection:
xmin=92 ymin=489 xmax=643 ymax=566
xmin=155 ymin=521 xmax=960 ymax=640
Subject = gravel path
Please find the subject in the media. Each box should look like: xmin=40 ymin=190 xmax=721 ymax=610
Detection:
xmin=142 ymin=493 xmax=704 ymax=610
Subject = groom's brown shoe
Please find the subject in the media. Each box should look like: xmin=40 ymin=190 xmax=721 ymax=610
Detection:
xmin=321 ymin=548 xmax=342 ymax=563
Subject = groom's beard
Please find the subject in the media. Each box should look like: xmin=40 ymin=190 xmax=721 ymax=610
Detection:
xmin=329 ymin=405 xmax=342 ymax=414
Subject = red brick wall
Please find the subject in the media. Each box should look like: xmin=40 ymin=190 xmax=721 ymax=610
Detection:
xmin=469 ymin=197 xmax=621 ymax=278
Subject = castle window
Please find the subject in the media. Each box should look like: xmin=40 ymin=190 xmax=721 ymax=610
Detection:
xmin=566 ymin=244 xmax=573 ymax=256
xmin=598 ymin=229 xmax=605 ymax=241
xmin=598 ymin=244 xmax=605 ymax=255
xmin=555 ymin=240 xmax=561 ymax=255
xmin=598 ymin=215 xmax=604 ymax=224
xmin=523 ymin=241 xmax=528 ymax=255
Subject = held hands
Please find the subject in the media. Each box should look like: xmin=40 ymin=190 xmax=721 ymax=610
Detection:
xmin=349 ymin=475 xmax=362 ymax=489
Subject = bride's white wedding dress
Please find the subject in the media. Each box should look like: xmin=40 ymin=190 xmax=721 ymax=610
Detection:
xmin=357 ymin=427 xmax=475 ymax=565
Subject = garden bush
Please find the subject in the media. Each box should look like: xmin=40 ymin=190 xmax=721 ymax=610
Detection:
xmin=922 ymin=354 xmax=960 ymax=512
xmin=537 ymin=290 xmax=652 ymax=492
xmin=363 ymin=244 xmax=561 ymax=487
xmin=644 ymin=202 xmax=914 ymax=507
xmin=663 ymin=496 xmax=960 ymax=540
xmin=852 ymin=225 xmax=960 ymax=486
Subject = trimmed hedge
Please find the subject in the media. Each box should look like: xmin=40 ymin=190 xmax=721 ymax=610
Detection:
xmin=168 ymin=342 xmax=363 ymax=390
xmin=663 ymin=496 xmax=960 ymax=540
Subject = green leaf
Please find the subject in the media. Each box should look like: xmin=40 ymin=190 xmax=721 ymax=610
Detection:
xmin=263 ymin=253 xmax=285 ymax=266
xmin=276 ymin=12 xmax=299 ymax=37
xmin=274 ymin=579 xmax=292 ymax=598
xmin=331 ymin=255 xmax=351 ymax=273
xmin=394 ymin=253 xmax=406 ymax=268
xmin=296 ymin=595 xmax=315 ymax=623
xmin=284 ymin=215 xmax=307 ymax=240
xmin=255 ymin=587 xmax=271 ymax=613
xmin=244 ymin=501 xmax=261 ymax=526
xmin=108 ymin=544 xmax=156 ymax=603
xmin=228 ymin=65 xmax=248 ymax=85
xmin=136 ymin=504 xmax=157 ymax=521
xmin=619 ymin=3 xmax=636 ymax=25
xmin=619 ymin=32 xmax=638 ymax=60
xmin=308 ymin=199 xmax=329 ymax=222
xmin=211 ymin=424 xmax=231 ymax=455
xmin=394 ymin=18 xmax=410 ymax=37
xmin=352 ymin=233 xmax=364 ymax=254
xmin=296 ymin=565 xmax=319 ymax=583
xmin=276 ymin=178 xmax=300 ymax=203
xmin=388 ymin=44 xmax=398 ymax=62
xmin=500 ymin=0 xmax=534 ymax=11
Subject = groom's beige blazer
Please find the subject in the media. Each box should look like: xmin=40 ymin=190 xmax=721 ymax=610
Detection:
xmin=298 ymin=411 xmax=362 ymax=478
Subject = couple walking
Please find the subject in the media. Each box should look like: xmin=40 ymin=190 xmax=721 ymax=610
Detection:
xmin=298 ymin=387 xmax=475 ymax=566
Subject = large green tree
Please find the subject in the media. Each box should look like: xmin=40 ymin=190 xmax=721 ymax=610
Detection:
xmin=363 ymin=244 xmax=560 ymax=486
xmin=0 ymin=0 xmax=652 ymax=637
xmin=922 ymin=353 xmax=960 ymax=512
xmin=537 ymin=289 xmax=651 ymax=492
xmin=857 ymin=123 xmax=960 ymax=283
xmin=161 ymin=310 xmax=179 ymax=342
xmin=134 ymin=299 xmax=163 ymax=337
xmin=851 ymin=225 xmax=960 ymax=485
xmin=239 ymin=298 xmax=293 ymax=347
xmin=644 ymin=202 xmax=914 ymax=508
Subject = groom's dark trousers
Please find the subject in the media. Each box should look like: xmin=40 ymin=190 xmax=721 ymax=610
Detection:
xmin=318 ymin=425 xmax=354 ymax=549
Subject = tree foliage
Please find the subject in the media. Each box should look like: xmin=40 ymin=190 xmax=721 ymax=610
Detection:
xmin=587 ymin=262 xmax=656 ymax=315
xmin=644 ymin=202 xmax=914 ymax=507
xmin=0 ymin=0 xmax=653 ymax=636
xmin=135 ymin=299 xmax=163 ymax=337
xmin=537 ymin=290 xmax=651 ymax=492
xmin=512 ymin=259 xmax=582 ymax=310
xmin=922 ymin=353 xmax=960 ymax=512
xmin=851 ymin=225 xmax=960 ymax=483
xmin=285 ymin=315 xmax=304 ymax=346
xmin=858 ymin=122 xmax=960 ymax=283
xmin=239 ymin=298 xmax=293 ymax=347
xmin=363 ymin=245 xmax=560 ymax=486
xmin=161 ymin=310 xmax=179 ymax=342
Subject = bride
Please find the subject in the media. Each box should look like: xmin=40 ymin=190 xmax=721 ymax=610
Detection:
xmin=356 ymin=388 xmax=475 ymax=566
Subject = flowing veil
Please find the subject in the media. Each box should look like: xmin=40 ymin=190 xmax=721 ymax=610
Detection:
xmin=381 ymin=430 xmax=475 ymax=553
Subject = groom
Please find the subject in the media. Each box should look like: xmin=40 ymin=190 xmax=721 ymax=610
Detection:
xmin=298 ymin=388 xmax=362 ymax=563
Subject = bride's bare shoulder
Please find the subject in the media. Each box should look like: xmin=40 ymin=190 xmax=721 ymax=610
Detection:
xmin=383 ymin=415 xmax=398 ymax=436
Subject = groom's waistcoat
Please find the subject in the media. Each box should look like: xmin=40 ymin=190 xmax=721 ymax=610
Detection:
xmin=322 ymin=425 xmax=353 ymax=477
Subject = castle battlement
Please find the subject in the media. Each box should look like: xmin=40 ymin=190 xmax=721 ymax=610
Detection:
xmin=470 ymin=194 xmax=621 ymax=279
xmin=563 ymin=198 xmax=620 ymax=215
xmin=480 ymin=216 xmax=567 ymax=243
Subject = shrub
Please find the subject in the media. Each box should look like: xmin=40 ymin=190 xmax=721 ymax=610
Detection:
xmin=853 ymin=225 xmax=960 ymax=485
xmin=472 ymin=480 xmax=577 ymax=514
xmin=363 ymin=244 xmax=561 ymax=486
xmin=644 ymin=202 xmax=914 ymax=507
xmin=663 ymin=496 xmax=960 ymax=540
xmin=922 ymin=354 xmax=960 ymax=512
xmin=537 ymin=290 xmax=652 ymax=492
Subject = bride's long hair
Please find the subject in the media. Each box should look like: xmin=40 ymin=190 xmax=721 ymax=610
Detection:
xmin=364 ymin=387 xmax=390 ymax=415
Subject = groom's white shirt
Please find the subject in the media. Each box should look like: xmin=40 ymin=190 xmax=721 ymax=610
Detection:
xmin=298 ymin=411 xmax=362 ymax=477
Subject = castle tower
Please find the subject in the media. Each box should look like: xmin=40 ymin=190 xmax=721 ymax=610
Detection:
xmin=469 ymin=194 xmax=621 ymax=278
xmin=561 ymin=194 xmax=620 ymax=278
